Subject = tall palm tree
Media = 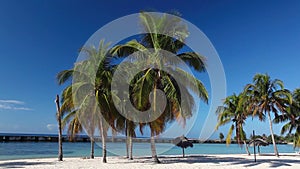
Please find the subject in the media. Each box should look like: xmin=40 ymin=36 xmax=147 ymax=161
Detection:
xmin=57 ymin=40 xmax=115 ymax=163
xmin=111 ymin=12 xmax=208 ymax=163
xmin=244 ymin=73 xmax=292 ymax=156
xmin=94 ymin=53 xmax=117 ymax=163
xmin=216 ymin=93 xmax=251 ymax=155
xmin=274 ymin=88 xmax=300 ymax=147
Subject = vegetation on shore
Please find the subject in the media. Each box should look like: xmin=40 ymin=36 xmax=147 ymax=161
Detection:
xmin=216 ymin=73 xmax=300 ymax=157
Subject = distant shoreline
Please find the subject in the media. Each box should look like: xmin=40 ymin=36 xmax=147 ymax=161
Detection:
xmin=0 ymin=133 xmax=288 ymax=144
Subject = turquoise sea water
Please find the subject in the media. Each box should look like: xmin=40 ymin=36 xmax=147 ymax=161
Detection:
xmin=0 ymin=142 xmax=297 ymax=160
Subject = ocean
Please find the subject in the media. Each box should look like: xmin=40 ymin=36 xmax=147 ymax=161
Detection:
xmin=0 ymin=142 xmax=297 ymax=160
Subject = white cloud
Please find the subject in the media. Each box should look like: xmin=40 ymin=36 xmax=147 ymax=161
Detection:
xmin=13 ymin=107 xmax=32 ymax=111
xmin=47 ymin=124 xmax=57 ymax=131
xmin=0 ymin=100 xmax=24 ymax=104
xmin=0 ymin=99 xmax=32 ymax=111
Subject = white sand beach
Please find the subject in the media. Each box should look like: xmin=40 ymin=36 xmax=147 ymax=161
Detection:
xmin=0 ymin=154 xmax=299 ymax=169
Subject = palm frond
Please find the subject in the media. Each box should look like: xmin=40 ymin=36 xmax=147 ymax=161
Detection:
xmin=57 ymin=70 xmax=74 ymax=85
xmin=177 ymin=52 xmax=206 ymax=72
xmin=226 ymin=124 xmax=234 ymax=145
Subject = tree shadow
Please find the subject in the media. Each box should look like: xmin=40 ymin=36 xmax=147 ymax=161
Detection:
xmin=0 ymin=161 xmax=53 ymax=168
xmin=161 ymin=155 xmax=249 ymax=165
xmin=115 ymin=154 xmax=300 ymax=168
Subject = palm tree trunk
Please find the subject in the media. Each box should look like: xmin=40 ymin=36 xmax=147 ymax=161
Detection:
xmin=129 ymin=134 xmax=133 ymax=160
xmin=127 ymin=120 xmax=133 ymax=160
xmin=55 ymin=95 xmax=63 ymax=161
xmin=243 ymin=140 xmax=250 ymax=155
xmin=99 ymin=118 xmax=107 ymax=163
xmin=235 ymin=122 xmax=241 ymax=145
xmin=112 ymin=129 xmax=116 ymax=142
xmin=150 ymin=134 xmax=160 ymax=163
xmin=267 ymin=111 xmax=279 ymax=157
xmin=90 ymin=137 xmax=95 ymax=159
xmin=126 ymin=136 xmax=129 ymax=158
xmin=102 ymin=133 xmax=107 ymax=163
xmin=126 ymin=126 xmax=129 ymax=159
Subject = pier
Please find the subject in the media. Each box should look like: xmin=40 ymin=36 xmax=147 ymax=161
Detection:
xmin=0 ymin=133 xmax=88 ymax=142
xmin=0 ymin=133 xmax=173 ymax=143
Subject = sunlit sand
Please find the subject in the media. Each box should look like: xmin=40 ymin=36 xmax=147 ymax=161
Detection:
xmin=0 ymin=154 xmax=299 ymax=169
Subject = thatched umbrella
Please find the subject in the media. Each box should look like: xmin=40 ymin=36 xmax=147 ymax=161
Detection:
xmin=173 ymin=135 xmax=193 ymax=157
xmin=249 ymin=138 xmax=269 ymax=154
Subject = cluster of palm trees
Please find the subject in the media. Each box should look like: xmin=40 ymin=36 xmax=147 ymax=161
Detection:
xmin=55 ymin=12 xmax=208 ymax=163
xmin=216 ymin=73 xmax=300 ymax=156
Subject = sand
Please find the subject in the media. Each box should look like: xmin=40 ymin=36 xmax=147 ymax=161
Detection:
xmin=0 ymin=154 xmax=299 ymax=169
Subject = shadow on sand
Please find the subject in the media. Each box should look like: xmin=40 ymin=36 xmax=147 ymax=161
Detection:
xmin=0 ymin=161 xmax=53 ymax=168
xmin=117 ymin=154 xmax=300 ymax=168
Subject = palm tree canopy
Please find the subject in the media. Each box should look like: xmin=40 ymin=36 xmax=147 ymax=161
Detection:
xmin=216 ymin=93 xmax=248 ymax=145
xmin=274 ymin=88 xmax=300 ymax=147
xmin=244 ymin=73 xmax=292 ymax=119
xmin=110 ymin=12 xmax=208 ymax=136
xmin=56 ymin=40 xmax=117 ymax=141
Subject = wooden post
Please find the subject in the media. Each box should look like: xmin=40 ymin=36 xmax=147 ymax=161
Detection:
xmin=55 ymin=94 xmax=63 ymax=161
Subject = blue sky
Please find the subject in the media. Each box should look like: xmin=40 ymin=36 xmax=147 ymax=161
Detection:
xmin=0 ymin=0 xmax=300 ymax=139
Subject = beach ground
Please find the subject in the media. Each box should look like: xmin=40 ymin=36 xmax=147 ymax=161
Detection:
xmin=0 ymin=154 xmax=299 ymax=169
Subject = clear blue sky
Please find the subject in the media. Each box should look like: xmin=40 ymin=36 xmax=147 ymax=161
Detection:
xmin=0 ymin=0 xmax=300 ymax=139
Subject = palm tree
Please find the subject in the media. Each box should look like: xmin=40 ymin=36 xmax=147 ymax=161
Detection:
xmin=55 ymin=94 xmax=63 ymax=161
xmin=216 ymin=93 xmax=251 ymax=155
xmin=274 ymin=88 xmax=300 ymax=147
xmin=57 ymin=40 xmax=115 ymax=163
xmin=244 ymin=73 xmax=292 ymax=156
xmin=94 ymin=57 xmax=116 ymax=163
xmin=111 ymin=12 xmax=208 ymax=163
